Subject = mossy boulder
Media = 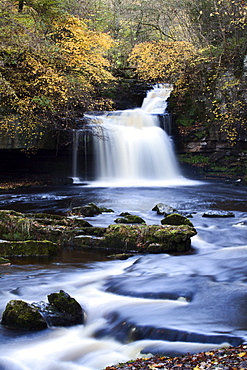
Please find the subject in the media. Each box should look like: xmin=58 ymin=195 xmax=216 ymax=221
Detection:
xmin=99 ymin=207 xmax=114 ymax=213
xmin=114 ymin=213 xmax=146 ymax=224
xmin=1 ymin=300 xmax=47 ymax=331
xmin=44 ymin=290 xmax=84 ymax=327
xmin=161 ymin=213 xmax=194 ymax=227
xmin=101 ymin=224 xmax=197 ymax=253
xmin=0 ymin=240 xmax=57 ymax=257
xmin=70 ymin=203 xmax=101 ymax=217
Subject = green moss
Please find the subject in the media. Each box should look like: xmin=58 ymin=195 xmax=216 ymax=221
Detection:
xmin=0 ymin=240 xmax=58 ymax=257
xmin=1 ymin=300 xmax=47 ymax=331
xmin=114 ymin=215 xmax=146 ymax=224
xmin=179 ymin=154 xmax=210 ymax=165
xmin=161 ymin=213 xmax=194 ymax=227
xmin=103 ymin=224 xmax=197 ymax=253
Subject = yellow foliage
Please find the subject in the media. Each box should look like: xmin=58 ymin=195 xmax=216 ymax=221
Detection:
xmin=50 ymin=16 xmax=115 ymax=85
xmin=128 ymin=40 xmax=197 ymax=82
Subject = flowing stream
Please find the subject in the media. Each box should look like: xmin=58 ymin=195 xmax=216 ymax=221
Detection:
xmin=0 ymin=182 xmax=247 ymax=370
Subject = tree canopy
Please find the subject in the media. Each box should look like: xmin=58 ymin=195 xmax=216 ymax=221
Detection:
xmin=0 ymin=0 xmax=246 ymax=147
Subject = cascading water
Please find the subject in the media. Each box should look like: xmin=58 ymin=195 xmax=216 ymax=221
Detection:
xmin=74 ymin=84 xmax=185 ymax=186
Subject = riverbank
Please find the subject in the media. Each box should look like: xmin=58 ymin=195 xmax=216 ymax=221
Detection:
xmin=104 ymin=344 xmax=247 ymax=370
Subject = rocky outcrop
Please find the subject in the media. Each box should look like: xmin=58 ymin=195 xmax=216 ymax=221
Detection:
xmin=0 ymin=209 xmax=197 ymax=257
xmin=73 ymin=224 xmax=197 ymax=254
xmin=0 ymin=240 xmax=57 ymax=257
xmin=0 ymin=210 xmax=92 ymax=256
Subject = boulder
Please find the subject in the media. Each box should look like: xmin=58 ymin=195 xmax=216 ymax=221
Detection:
xmin=152 ymin=203 xmax=177 ymax=215
xmin=161 ymin=213 xmax=194 ymax=227
xmin=43 ymin=290 xmax=84 ymax=327
xmin=99 ymin=207 xmax=114 ymax=213
xmin=1 ymin=300 xmax=47 ymax=331
xmin=70 ymin=203 xmax=101 ymax=217
xmin=102 ymin=224 xmax=197 ymax=253
xmin=115 ymin=214 xmax=146 ymax=224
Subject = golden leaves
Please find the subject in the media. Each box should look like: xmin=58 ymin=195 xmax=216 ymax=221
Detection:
xmin=128 ymin=40 xmax=197 ymax=83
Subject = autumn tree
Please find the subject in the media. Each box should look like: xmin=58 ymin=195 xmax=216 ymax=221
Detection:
xmin=128 ymin=40 xmax=197 ymax=83
xmin=0 ymin=0 xmax=116 ymax=148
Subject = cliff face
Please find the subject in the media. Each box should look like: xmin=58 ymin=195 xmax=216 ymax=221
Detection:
xmin=169 ymin=56 xmax=247 ymax=181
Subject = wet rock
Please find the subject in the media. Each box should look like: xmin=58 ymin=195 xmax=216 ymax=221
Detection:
xmin=73 ymin=234 xmax=105 ymax=249
xmin=0 ymin=240 xmax=57 ymax=257
xmin=71 ymin=203 xmax=101 ymax=217
xmin=1 ymin=300 xmax=47 ymax=331
xmin=0 ymin=210 xmax=92 ymax=251
xmin=45 ymin=290 xmax=84 ymax=326
xmin=202 ymin=210 xmax=235 ymax=218
xmin=161 ymin=213 xmax=194 ymax=227
xmin=152 ymin=203 xmax=177 ymax=215
xmin=102 ymin=224 xmax=197 ymax=253
xmin=100 ymin=207 xmax=114 ymax=213
xmin=115 ymin=214 xmax=146 ymax=224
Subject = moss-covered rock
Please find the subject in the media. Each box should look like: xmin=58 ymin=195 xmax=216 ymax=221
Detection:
xmin=102 ymin=224 xmax=197 ymax=253
xmin=1 ymin=300 xmax=47 ymax=331
xmin=161 ymin=213 xmax=194 ymax=227
xmin=0 ymin=240 xmax=57 ymax=257
xmin=114 ymin=214 xmax=146 ymax=224
xmin=99 ymin=207 xmax=114 ymax=213
xmin=70 ymin=203 xmax=101 ymax=217
xmin=0 ymin=210 xmax=92 ymax=249
xmin=45 ymin=290 xmax=84 ymax=327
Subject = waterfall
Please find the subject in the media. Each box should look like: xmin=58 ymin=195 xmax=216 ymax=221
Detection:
xmin=73 ymin=84 xmax=184 ymax=186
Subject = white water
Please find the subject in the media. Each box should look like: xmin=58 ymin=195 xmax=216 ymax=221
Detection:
xmin=0 ymin=183 xmax=247 ymax=369
xmin=73 ymin=85 xmax=191 ymax=186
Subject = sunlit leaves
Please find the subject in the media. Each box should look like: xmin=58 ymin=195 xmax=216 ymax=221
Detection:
xmin=0 ymin=1 xmax=116 ymax=148
xmin=128 ymin=40 xmax=197 ymax=82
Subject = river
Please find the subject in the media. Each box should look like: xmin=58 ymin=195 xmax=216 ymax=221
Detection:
xmin=0 ymin=180 xmax=247 ymax=370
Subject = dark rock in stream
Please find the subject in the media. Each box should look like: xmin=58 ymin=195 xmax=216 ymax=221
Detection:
xmin=114 ymin=214 xmax=146 ymax=224
xmin=161 ymin=213 xmax=194 ymax=227
xmin=1 ymin=300 xmax=48 ymax=331
xmin=1 ymin=291 xmax=84 ymax=331
xmin=152 ymin=203 xmax=177 ymax=216
xmin=44 ymin=290 xmax=84 ymax=327
xmin=0 ymin=209 xmax=196 ymax=256
xmin=101 ymin=224 xmax=196 ymax=253
xmin=70 ymin=202 xmax=102 ymax=217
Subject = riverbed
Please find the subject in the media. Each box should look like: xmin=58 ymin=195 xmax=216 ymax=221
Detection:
xmin=0 ymin=180 xmax=247 ymax=370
